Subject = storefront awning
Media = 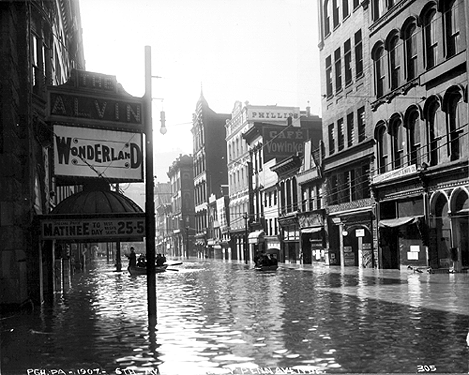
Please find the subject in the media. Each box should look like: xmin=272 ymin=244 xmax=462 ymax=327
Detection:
xmin=248 ymin=230 xmax=265 ymax=244
xmin=302 ymin=227 xmax=322 ymax=234
xmin=379 ymin=216 xmax=423 ymax=228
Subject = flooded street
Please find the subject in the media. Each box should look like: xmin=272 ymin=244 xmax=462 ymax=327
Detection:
xmin=2 ymin=258 xmax=469 ymax=375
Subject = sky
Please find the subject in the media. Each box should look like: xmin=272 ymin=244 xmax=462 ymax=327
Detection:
xmin=79 ymin=0 xmax=321 ymax=205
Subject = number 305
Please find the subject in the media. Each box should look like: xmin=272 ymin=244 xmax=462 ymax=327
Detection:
xmin=417 ymin=365 xmax=436 ymax=372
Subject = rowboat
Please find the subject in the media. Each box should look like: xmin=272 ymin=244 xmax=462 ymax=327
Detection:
xmin=254 ymin=264 xmax=278 ymax=271
xmin=254 ymin=248 xmax=279 ymax=271
xmin=128 ymin=265 xmax=168 ymax=276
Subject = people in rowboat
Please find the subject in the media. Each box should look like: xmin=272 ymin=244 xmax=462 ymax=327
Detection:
xmin=156 ymin=254 xmax=165 ymax=267
xmin=137 ymin=254 xmax=146 ymax=267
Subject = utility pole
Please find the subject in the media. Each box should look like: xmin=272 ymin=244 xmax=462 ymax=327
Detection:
xmin=243 ymin=212 xmax=248 ymax=264
xmin=145 ymin=46 xmax=157 ymax=328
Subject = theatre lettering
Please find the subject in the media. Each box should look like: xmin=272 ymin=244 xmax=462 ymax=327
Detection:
xmin=50 ymin=92 xmax=142 ymax=125
xmin=53 ymin=125 xmax=144 ymax=181
xmin=55 ymin=136 xmax=142 ymax=168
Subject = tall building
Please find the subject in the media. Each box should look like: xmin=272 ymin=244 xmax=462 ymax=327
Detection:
xmin=318 ymin=0 xmax=468 ymax=271
xmin=318 ymin=0 xmax=375 ymax=268
xmin=191 ymin=92 xmax=230 ymax=256
xmin=0 ymin=0 xmax=85 ymax=307
xmin=167 ymin=154 xmax=195 ymax=257
xmin=368 ymin=0 xmax=468 ymax=271
xmin=225 ymin=102 xmax=302 ymax=261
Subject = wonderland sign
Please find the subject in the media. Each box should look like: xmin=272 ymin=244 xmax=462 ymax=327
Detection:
xmin=53 ymin=125 xmax=143 ymax=182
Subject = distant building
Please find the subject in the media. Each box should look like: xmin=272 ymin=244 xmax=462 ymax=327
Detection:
xmin=226 ymin=102 xmax=302 ymax=261
xmin=191 ymin=91 xmax=230 ymax=257
xmin=155 ymin=183 xmax=171 ymax=255
xmin=242 ymin=109 xmax=322 ymax=263
xmin=0 ymin=0 xmax=85 ymax=307
xmin=167 ymin=154 xmax=195 ymax=257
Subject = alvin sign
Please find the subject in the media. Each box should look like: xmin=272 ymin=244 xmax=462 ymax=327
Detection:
xmin=47 ymin=69 xmax=144 ymax=132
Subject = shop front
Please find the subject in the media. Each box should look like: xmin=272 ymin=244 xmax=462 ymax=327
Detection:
xmin=429 ymin=187 xmax=469 ymax=272
xmin=280 ymin=220 xmax=300 ymax=263
xmin=378 ymin=196 xmax=426 ymax=270
xmin=328 ymin=208 xmax=374 ymax=268
xmin=298 ymin=210 xmax=326 ymax=264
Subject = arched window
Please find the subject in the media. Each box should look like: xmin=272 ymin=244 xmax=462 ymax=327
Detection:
xmin=390 ymin=115 xmax=405 ymax=169
xmin=422 ymin=5 xmax=439 ymax=69
xmin=444 ymin=88 xmax=467 ymax=161
xmin=387 ymin=32 xmax=401 ymax=90
xmin=403 ymin=20 xmax=419 ymax=80
xmin=372 ymin=43 xmax=386 ymax=97
xmin=424 ymin=97 xmax=445 ymax=166
xmin=444 ymin=0 xmax=461 ymax=57
xmin=376 ymin=124 xmax=389 ymax=173
xmin=406 ymin=108 xmax=422 ymax=166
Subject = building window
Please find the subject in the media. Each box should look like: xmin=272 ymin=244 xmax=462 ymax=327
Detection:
xmin=372 ymin=0 xmax=385 ymax=21
xmin=445 ymin=0 xmax=461 ymax=57
xmin=333 ymin=0 xmax=340 ymax=28
xmin=373 ymin=43 xmax=386 ymax=97
xmin=377 ymin=125 xmax=389 ymax=173
xmin=344 ymin=39 xmax=352 ymax=85
xmin=347 ymin=112 xmax=354 ymax=147
xmin=328 ymin=123 xmax=335 ymax=155
xmin=390 ymin=116 xmax=405 ymax=169
xmin=357 ymin=106 xmax=366 ymax=142
xmin=324 ymin=0 xmax=332 ymax=36
xmin=388 ymin=33 xmax=401 ymax=90
xmin=338 ymin=118 xmax=345 ymax=151
xmin=426 ymin=97 xmax=444 ymax=167
xmin=407 ymin=109 xmax=421 ymax=166
xmin=404 ymin=21 xmax=419 ymax=80
xmin=334 ymin=48 xmax=342 ymax=92
xmin=354 ymin=30 xmax=363 ymax=77
xmin=328 ymin=175 xmax=339 ymax=205
xmin=445 ymin=89 xmax=467 ymax=161
xmin=353 ymin=0 xmax=360 ymax=9
xmin=423 ymin=7 xmax=439 ymax=69
xmin=326 ymin=55 xmax=333 ymax=97
xmin=343 ymin=0 xmax=349 ymax=19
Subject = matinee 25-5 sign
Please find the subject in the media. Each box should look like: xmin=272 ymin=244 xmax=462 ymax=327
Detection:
xmin=53 ymin=125 xmax=144 ymax=181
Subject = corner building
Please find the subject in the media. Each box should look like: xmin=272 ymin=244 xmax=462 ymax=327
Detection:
xmin=318 ymin=0 xmax=376 ymax=268
xmin=368 ymin=0 xmax=468 ymax=271
xmin=0 ymin=0 xmax=85 ymax=307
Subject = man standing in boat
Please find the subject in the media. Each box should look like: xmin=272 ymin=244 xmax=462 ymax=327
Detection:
xmin=127 ymin=247 xmax=137 ymax=268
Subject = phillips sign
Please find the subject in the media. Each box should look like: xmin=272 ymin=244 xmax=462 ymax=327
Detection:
xmin=53 ymin=125 xmax=144 ymax=182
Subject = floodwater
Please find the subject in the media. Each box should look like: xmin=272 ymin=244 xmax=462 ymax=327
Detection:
xmin=1 ymin=258 xmax=469 ymax=375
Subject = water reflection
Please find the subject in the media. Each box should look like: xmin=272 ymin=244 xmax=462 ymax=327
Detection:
xmin=1 ymin=259 xmax=468 ymax=375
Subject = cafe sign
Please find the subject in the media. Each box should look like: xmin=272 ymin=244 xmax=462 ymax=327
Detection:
xmin=53 ymin=125 xmax=144 ymax=182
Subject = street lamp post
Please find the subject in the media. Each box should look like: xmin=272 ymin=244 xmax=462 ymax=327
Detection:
xmin=144 ymin=46 xmax=157 ymax=328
